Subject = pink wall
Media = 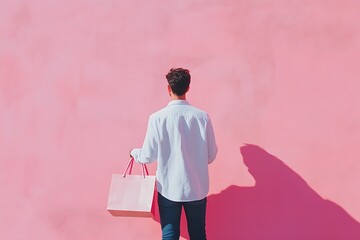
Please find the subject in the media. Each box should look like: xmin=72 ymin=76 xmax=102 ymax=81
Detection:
xmin=1 ymin=0 xmax=360 ymax=239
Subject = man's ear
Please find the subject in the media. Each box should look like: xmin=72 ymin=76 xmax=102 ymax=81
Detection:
xmin=168 ymin=85 xmax=172 ymax=96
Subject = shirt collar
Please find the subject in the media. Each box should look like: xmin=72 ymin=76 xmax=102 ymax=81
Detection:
xmin=167 ymin=100 xmax=190 ymax=106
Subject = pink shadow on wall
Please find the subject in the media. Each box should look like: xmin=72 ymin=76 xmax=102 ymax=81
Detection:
xmin=153 ymin=144 xmax=360 ymax=239
xmin=205 ymin=144 xmax=360 ymax=240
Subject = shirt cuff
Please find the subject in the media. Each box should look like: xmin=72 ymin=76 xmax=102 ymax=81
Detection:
xmin=130 ymin=148 xmax=141 ymax=162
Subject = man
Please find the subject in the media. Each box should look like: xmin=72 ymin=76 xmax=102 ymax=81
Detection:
xmin=130 ymin=68 xmax=218 ymax=240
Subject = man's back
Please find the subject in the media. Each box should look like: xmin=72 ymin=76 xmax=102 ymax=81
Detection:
xmin=149 ymin=100 xmax=217 ymax=201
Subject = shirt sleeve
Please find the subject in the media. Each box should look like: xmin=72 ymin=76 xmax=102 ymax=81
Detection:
xmin=131 ymin=116 xmax=158 ymax=164
xmin=206 ymin=116 xmax=218 ymax=164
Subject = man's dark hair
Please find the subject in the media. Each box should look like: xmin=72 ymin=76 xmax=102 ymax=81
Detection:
xmin=166 ymin=68 xmax=191 ymax=96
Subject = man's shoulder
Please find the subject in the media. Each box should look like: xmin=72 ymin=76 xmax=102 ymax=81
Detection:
xmin=186 ymin=105 xmax=210 ymax=119
xmin=151 ymin=104 xmax=209 ymax=120
xmin=148 ymin=106 xmax=169 ymax=120
xmin=188 ymin=105 xmax=208 ymax=115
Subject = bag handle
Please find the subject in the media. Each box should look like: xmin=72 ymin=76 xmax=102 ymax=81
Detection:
xmin=122 ymin=157 xmax=149 ymax=178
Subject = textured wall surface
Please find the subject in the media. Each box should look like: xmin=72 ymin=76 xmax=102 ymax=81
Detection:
xmin=1 ymin=0 xmax=360 ymax=239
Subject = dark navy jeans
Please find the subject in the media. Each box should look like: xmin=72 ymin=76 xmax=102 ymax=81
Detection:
xmin=158 ymin=193 xmax=207 ymax=240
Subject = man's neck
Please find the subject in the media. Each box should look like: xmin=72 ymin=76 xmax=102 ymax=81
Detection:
xmin=171 ymin=94 xmax=186 ymax=101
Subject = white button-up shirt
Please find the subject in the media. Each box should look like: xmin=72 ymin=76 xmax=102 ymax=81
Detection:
xmin=131 ymin=100 xmax=218 ymax=202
